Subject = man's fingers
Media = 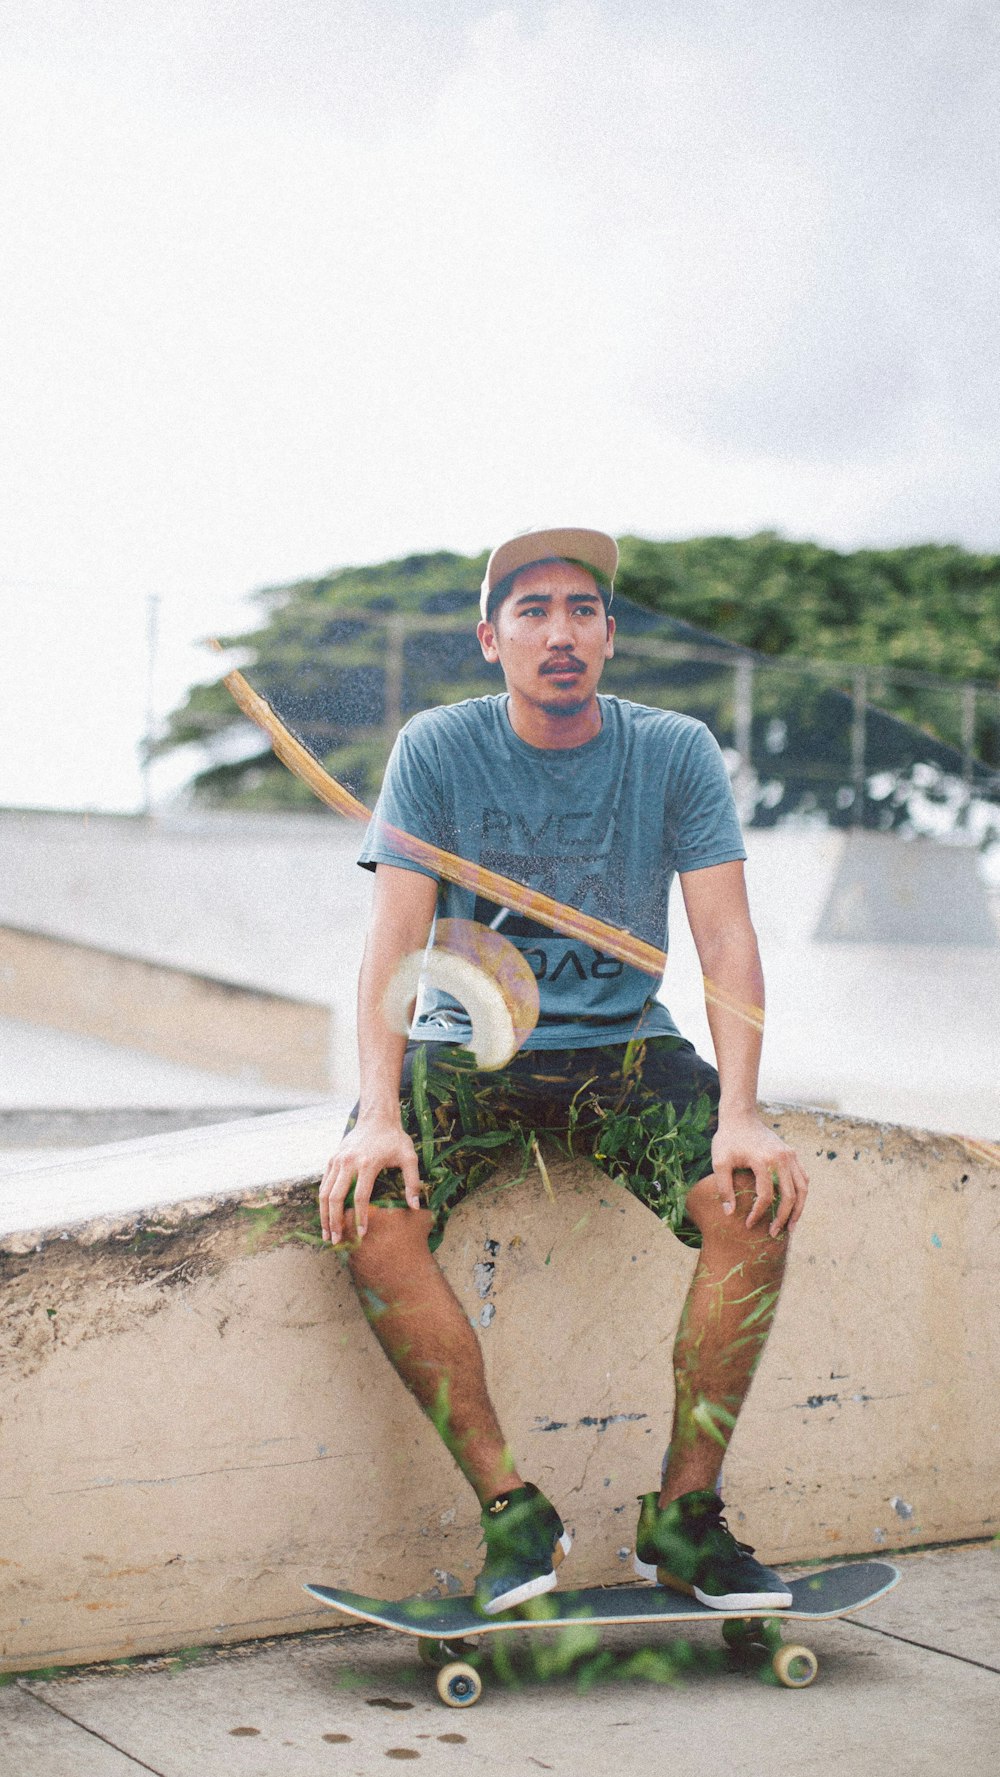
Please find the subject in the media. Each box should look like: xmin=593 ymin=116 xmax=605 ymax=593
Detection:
xmin=351 ymin=1172 xmax=374 ymax=1240
xmin=783 ymin=1157 xmax=810 ymax=1230
xmin=319 ymin=1132 xmax=424 ymax=1242
xmin=745 ymin=1164 xmax=778 ymax=1230
xmin=320 ymin=1153 xmax=364 ymax=1244
xmin=320 ymin=1158 xmax=350 ymax=1244
xmin=761 ymin=1163 xmax=791 ymax=1234
xmin=714 ymin=1159 xmax=736 ymax=1216
xmin=401 ymin=1150 xmax=422 ymax=1211
xmin=318 ymin=1159 xmax=338 ymax=1242
xmin=767 ymin=1155 xmax=810 ymax=1234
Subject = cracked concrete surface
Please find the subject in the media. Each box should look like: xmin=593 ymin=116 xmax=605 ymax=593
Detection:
xmin=1 ymin=1547 xmax=996 ymax=1777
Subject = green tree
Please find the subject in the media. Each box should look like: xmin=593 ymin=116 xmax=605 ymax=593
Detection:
xmin=158 ymin=535 xmax=1000 ymax=812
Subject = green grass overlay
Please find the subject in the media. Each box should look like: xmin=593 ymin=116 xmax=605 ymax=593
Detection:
xmin=351 ymin=1038 xmax=716 ymax=1255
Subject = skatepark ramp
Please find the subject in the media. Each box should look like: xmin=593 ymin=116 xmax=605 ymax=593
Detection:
xmin=0 ymin=923 xmax=333 ymax=1092
xmin=1 ymin=1104 xmax=996 ymax=1672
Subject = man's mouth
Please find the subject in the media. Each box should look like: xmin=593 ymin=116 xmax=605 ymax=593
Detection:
xmin=541 ymin=660 xmax=585 ymax=676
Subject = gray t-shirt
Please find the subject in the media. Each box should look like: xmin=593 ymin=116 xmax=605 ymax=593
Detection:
xmin=358 ymin=693 xmax=746 ymax=1049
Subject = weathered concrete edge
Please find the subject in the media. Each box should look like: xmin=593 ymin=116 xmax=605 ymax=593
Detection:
xmin=0 ymin=920 xmax=330 ymax=1005
xmin=1 ymin=1099 xmax=985 ymax=1255
xmin=0 ymin=1173 xmax=323 ymax=1255
xmin=0 ymin=1099 xmax=352 ymax=1249
xmin=0 ymin=922 xmax=334 ymax=1091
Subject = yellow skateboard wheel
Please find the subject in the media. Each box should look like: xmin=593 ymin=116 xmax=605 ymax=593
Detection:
xmin=437 ymin=1661 xmax=483 ymax=1708
xmin=772 ymin=1643 xmax=819 ymax=1688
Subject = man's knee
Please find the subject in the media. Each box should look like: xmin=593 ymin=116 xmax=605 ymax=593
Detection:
xmin=685 ymin=1172 xmax=787 ymax=1259
xmin=343 ymin=1203 xmax=435 ymax=1277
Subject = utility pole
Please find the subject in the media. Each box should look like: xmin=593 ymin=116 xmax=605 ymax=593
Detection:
xmin=960 ymin=683 xmax=976 ymax=790
xmin=141 ymin=593 xmax=161 ymax=818
xmin=732 ymin=657 xmax=755 ymax=822
xmin=851 ymin=669 xmax=867 ymax=825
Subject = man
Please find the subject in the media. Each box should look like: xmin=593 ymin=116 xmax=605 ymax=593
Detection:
xmin=319 ymin=526 xmax=809 ymax=1616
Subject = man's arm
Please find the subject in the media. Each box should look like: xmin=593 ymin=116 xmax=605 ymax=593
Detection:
xmin=319 ymin=863 xmax=438 ymax=1244
xmin=679 ymin=859 xmax=809 ymax=1235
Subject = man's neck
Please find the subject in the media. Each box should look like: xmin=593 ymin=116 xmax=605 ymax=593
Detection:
xmin=504 ymin=690 xmax=604 ymax=750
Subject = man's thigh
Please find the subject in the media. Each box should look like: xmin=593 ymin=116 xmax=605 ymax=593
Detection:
xmin=342 ymin=1043 xmax=555 ymax=1251
xmin=342 ymin=1036 xmax=719 ymax=1250
xmin=570 ymin=1037 xmax=720 ymax=1248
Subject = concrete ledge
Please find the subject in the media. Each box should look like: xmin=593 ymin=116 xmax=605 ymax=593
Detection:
xmin=1 ymin=1105 xmax=997 ymax=1670
xmin=0 ymin=1107 xmax=290 ymax=1151
xmin=0 ymin=924 xmax=332 ymax=1091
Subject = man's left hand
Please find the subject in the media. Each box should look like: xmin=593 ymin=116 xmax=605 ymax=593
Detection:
xmin=711 ymin=1112 xmax=809 ymax=1236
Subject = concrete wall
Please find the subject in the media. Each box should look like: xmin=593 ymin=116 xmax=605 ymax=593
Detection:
xmin=1 ymin=1105 xmax=997 ymax=1672
xmin=0 ymin=924 xmax=332 ymax=1092
xmin=4 ymin=808 xmax=1000 ymax=1135
xmin=0 ymin=808 xmax=369 ymax=1098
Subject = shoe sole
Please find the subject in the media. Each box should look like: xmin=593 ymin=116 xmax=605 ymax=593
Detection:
xmin=643 ymin=1564 xmax=793 ymax=1611
xmin=692 ymin=1584 xmax=793 ymax=1611
xmin=479 ymin=1531 xmax=572 ymax=1617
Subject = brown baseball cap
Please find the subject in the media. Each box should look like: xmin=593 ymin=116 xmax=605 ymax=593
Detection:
xmin=480 ymin=526 xmax=619 ymax=619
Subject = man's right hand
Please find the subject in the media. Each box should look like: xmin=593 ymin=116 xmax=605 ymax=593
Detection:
xmin=319 ymin=1117 xmax=423 ymax=1244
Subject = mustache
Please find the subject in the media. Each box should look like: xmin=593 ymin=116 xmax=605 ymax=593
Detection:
xmin=540 ymin=657 xmax=586 ymax=674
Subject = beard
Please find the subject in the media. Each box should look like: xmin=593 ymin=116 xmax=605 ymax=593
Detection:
xmin=537 ymin=692 xmax=590 ymax=718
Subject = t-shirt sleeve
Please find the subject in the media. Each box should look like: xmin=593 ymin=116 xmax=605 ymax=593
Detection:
xmin=667 ymin=722 xmax=747 ymax=872
xmin=357 ymin=717 xmax=447 ymax=881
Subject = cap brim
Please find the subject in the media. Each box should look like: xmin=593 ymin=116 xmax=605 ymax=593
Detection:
xmin=480 ymin=528 xmax=618 ymax=618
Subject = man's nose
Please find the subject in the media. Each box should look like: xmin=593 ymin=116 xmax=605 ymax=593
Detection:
xmin=546 ymin=615 xmax=574 ymax=647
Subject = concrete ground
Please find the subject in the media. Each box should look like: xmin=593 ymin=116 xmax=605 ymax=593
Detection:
xmin=2 ymin=1545 xmax=996 ymax=1777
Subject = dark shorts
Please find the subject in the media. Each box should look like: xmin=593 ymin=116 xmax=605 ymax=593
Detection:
xmin=344 ymin=1034 xmax=720 ymax=1254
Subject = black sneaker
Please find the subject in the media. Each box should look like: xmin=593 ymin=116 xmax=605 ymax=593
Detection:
xmin=473 ymin=1482 xmax=572 ymax=1615
xmin=634 ymin=1488 xmax=792 ymax=1610
xmin=633 ymin=1490 xmax=665 ymax=1582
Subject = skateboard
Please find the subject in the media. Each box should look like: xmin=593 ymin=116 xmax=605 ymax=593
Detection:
xmin=304 ymin=1560 xmax=900 ymax=1707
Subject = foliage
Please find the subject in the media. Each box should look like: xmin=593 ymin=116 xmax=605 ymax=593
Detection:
xmin=346 ymin=1040 xmax=714 ymax=1256
xmin=157 ymin=534 xmax=1000 ymax=811
xmin=616 ymin=533 xmax=1000 ymax=682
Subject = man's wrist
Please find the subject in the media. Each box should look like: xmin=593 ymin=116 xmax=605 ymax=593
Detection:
xmin=717 ymin=1095 xmax=760 ymax=1119
xmin=356 ymin=1102 xmax=405 ymax=1126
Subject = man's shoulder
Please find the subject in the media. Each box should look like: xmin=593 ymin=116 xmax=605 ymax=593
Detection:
xmin=402 ymin=696 xmax=505 ymax=746
xmin=603 ymin=697 xmax=712 ymax=747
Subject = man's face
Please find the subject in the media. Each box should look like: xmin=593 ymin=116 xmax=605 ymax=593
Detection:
xmin=477 ymin=559 xmax=615 ymax=720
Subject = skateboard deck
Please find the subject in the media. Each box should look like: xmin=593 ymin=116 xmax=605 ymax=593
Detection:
xmin=305 ymin=1560 xmax=900 ymax=1705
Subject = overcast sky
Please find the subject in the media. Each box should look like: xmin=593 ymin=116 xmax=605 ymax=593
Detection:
xmin=2 ymin=0 xmax=997 ymax=811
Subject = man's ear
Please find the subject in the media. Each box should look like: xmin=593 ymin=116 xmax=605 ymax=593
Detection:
xmin=477 ymin=617 xmax=500 ymax=663
xmin=605 ymin=612 xmax=616 ymax=658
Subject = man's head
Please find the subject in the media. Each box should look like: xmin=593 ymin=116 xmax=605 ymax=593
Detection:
xmin=477 ymin=539 xmax=618 ymax=737
xmin=479 ymin=527 xmax=619 ymax=624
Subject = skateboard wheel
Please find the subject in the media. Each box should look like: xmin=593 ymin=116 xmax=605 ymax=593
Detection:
xmin=437 ymin=1661 xmax=483 ymax=1708
xmin=772 ymin=1644 xmax=819 ymax=1688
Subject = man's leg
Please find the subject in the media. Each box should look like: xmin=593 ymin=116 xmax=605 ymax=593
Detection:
xmin=628 ymin=1167 xmax=794 ymax=1607
xmin=345 ymin=1203 xmax=520 ymax=1506
xmin=344 ymin=1201 xmax=571 ymax=1612
xmin=594 ymin=1038 xmax=787 ymax=1504
xmin=660 ymin=1168 xmax=787 ymax=1506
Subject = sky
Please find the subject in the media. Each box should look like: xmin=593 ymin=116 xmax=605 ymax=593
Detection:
xmin=1 ymin=0 xmax=998 ymax=812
